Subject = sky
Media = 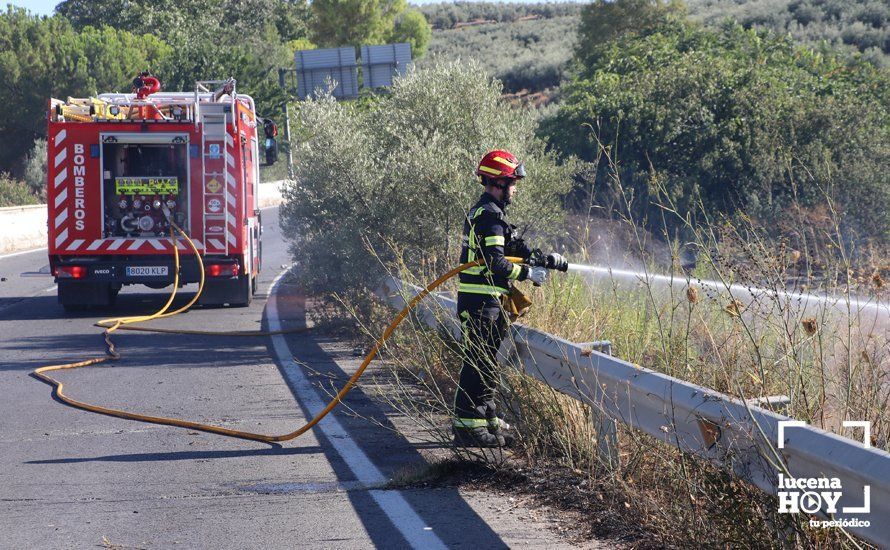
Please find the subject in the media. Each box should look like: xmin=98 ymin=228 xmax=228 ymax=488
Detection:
xmin=6 ymin=0 xmax=58 ymax=16
xmin=5 ymin=0 xmax=588 ymax=17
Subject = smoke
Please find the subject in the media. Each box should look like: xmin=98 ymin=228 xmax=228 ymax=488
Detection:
xmin=565 ymin=212 xmax=678 ymax=273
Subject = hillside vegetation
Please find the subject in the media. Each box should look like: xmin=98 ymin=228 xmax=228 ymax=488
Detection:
xmin=545 ymin=6 xmax=890 ymax=247
xmin=688 ymin=0 xmax=890 ymax=67
xmin=418 ymin=15 xmax=579 ymax=93
xmin=417 ymin=0 xmax=890 ymax=99
xmin=418 ymin=1 xmax=583 ymax=29
xmin=417 ymin=3 xmax=582 ymax=95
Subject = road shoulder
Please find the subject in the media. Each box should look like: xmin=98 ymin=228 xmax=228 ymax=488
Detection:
xmin=271 ymin=275 xmax=620 ymax=548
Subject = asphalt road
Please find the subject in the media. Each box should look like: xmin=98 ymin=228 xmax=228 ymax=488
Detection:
xmin=0 ymin=207 xmax=585 ymax=549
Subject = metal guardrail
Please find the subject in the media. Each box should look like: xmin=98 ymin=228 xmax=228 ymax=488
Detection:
xmin=377 ymin=276 xmax=890 ymax=547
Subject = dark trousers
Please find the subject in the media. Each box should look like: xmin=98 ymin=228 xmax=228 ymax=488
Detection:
xmin=454 ymin=302 xmax=508 ymax=424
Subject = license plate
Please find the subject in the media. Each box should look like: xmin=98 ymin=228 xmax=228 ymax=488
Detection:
xmin=126 ymin=266 xmax=168 ymax=277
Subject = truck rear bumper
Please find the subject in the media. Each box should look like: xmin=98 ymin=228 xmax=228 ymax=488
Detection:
xmin=51 ymin=255 xmax=239 ymax=286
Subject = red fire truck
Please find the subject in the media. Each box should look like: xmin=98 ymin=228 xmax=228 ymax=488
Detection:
xmin=46 ymin=76 xmax=262 ymax=310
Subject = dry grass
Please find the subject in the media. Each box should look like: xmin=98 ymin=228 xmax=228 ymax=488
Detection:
xmin=346 ymin=200 xmax=888 ymax=547
xmin=325 ymin=138 xmax=890 ymax=546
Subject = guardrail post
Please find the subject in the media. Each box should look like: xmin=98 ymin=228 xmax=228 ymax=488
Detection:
xmin=591 ymin=405 xmax=620 ymax=472
xmin=579 ymin=341 xmax=620 ymax=472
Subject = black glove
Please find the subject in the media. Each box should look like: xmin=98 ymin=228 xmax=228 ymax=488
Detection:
xmin=545 ymin=253 xmax=568 ymax=272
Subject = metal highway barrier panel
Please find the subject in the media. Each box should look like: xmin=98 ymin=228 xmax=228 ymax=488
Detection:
xmin=377 ymin=276 xmax=890 ymax=547
xmin=360 ymin=43 xmax=412 ymax=89
xmin=294 ymin=47 xmax=359 ymax=100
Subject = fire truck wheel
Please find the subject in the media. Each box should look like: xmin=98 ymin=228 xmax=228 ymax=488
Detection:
xmin=251 ymin=276 xmax=257 ymax=295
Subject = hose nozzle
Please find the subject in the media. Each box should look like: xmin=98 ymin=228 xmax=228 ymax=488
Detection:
xmin=529 ymin=250 xmax=568 ymax=272
xmin=546 ymin=254 xmax=569 ymax=272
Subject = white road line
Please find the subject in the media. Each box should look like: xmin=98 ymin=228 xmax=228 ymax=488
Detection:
xmin=44 ymin=285 xmax=57 ymax=292
xmin=267 ymin=270 xmax=447 ymax=550
xmin=0 ymin=247 xmax=48 ymax=261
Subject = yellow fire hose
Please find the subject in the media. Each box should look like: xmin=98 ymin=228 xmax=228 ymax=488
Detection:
xmin=33 ymin=223 xmax=524 ymax=444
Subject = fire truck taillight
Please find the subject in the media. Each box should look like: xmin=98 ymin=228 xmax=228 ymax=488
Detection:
xmin=56 ymin=266 xmax=86 ymax=279
xmin=206 ymin=263 xmax=239 ymax=278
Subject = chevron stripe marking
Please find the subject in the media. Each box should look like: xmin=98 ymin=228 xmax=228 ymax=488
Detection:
xmin=55 ymin=228 xmax=69 ymax=248
xmin=54 ymin=168 xmax=67 ymax=188
xmin=54 ymin=148 xmax=67 ymax=168
xmin=54 ymin=187 xmax=68 ymax=208
xmin=54 ymin=208 xmax=68 ymax=228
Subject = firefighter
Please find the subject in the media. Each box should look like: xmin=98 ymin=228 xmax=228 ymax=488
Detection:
xmin=453 ymin=150 xmax=567 ymax=448
xmin=262 ymin=118 xmax=279 ymax=165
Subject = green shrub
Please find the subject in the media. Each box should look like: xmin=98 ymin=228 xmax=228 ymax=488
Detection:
xmin=280 ymin=60 xmax=575 ymax=309
xmin=390 ymin=9 xmax=432 ymax=58
xmin=23 ymin=138 xmax=47 ymax=200
xmin=543 ymin=15 xmax=890 ymax=244
xmin=0 ymin=173 xmax=40 ymax=207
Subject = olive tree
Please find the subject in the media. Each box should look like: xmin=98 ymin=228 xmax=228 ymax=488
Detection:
xmin=280 ymin=60 xmax=575 ymax=305
xmin=23 ymin=138 xmax=47 ymax=200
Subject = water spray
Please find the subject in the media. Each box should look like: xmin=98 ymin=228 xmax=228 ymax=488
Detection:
xmin=566 ymin=263 xmax=889 ymax=316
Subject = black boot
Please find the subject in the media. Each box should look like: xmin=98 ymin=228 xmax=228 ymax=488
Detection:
xmin=453 ymin=426 xmax=511 ymax=448
xmin=487 ymin=414 xmax=515 ymax=447
xmin=484 ymin=405 xmax=515 ymax=447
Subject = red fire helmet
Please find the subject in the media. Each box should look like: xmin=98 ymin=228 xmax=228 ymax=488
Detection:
xmin=475 ymin=150 xmax=526 ymax=181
